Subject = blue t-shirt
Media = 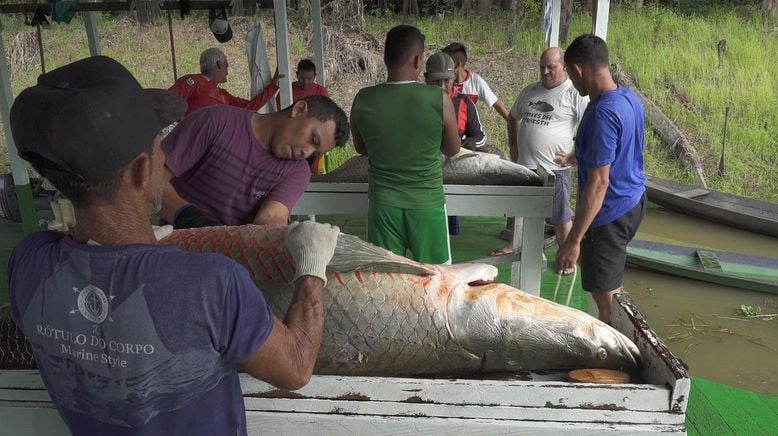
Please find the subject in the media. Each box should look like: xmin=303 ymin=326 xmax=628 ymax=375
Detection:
xmin=8 ymin=231 xmax=274 ymax=435
xmin=575 ymin=85 xmax=646 ymax=227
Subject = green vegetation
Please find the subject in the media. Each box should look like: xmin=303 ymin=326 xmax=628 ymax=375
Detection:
xmin=0 ymin=4 xmax=775 ymax=200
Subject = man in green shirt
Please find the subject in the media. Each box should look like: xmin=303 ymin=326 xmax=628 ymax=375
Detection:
xmin=350 ymin=25 xmax=461 ymax=264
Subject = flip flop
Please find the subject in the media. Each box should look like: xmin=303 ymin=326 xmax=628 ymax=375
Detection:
xmin=489 ymin=245 xmax=513 ymax=256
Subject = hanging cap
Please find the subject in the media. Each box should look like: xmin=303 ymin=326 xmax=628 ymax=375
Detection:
xmin=209 ymin=7 xmax=233 ymax=43
xmin=9 ymin=56 xmax=186 ymax=182
xmin=425 ymin=51 xmax=455 ymax=81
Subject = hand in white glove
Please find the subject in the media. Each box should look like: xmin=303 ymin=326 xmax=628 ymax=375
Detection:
xmin=285 ymin=221 xmax=340 ymax=285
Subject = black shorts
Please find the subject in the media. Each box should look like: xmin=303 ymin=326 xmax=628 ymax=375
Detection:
xmin=581 ymin=194 xmax=646 ymax=293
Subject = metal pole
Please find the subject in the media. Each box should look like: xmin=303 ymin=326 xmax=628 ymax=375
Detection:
xmin=35 ymin=24 xmax=45 ymax=74
xmin=83 ymin=5 xmax=102 ymax=56
xmin=593 ymin=0 xmax=610 ymax=41
xmin=549 ymin=0 xmax=561 ymax=48
xmin=167 ymin=10 xmax=178 ymax=81
xmin=0 ymin=18 xmax=38 ymax=233
xmin=311 ymin=0 xmax=325 ymax=87
xmin=273 ymin=0 xmax=292 ymax=109
xmin=718 ymin=106 xmax=730 ymax=176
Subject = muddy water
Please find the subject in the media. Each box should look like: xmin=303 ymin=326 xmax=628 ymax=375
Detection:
xmin=623 ymin=206 xmax=778 ymax=395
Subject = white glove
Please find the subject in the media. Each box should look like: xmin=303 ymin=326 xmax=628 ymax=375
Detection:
xmin=153 ymin=224 xmax=174 ymax=241
xmin=285 ymin=221 xmax=340 ymax=285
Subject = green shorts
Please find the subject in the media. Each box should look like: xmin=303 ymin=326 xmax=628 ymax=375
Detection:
xmin=367 ymin=202 xmax=451 ymax=264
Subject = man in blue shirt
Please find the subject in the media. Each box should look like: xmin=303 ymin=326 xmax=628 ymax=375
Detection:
xmin=555 ymin=34 xmax=647 ymax=324
xmin=8 ymin=56 xmax=340 ymax=435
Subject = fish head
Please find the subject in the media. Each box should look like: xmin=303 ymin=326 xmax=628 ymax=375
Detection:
xmin=445 ymin=282 xmax=641 ymax=371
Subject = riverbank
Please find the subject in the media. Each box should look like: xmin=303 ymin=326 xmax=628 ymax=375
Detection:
xmin=1 ymin=5 xmax=776 ymax=200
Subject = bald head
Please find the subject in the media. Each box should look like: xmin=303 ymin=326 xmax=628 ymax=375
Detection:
xmin=539 ymin=47 xmax=567 ymax=89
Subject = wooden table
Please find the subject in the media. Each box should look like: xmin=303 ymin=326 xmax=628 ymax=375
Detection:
xmin=292 ymin=183 xmax=554 ymax=295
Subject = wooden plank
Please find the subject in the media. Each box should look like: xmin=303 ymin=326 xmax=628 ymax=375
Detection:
xmin=611 ymin=293 xmax=690 ymax=414
xmin=0 ymin=1 xmax=274 ymax=13
xmin=692 ymin=377 xmax=778 ymax=436
xmin=685 ymin=379 xmax=736 ymax=436
xmin=674 ymin=189 xmax=710 ymax=199
xmin=242 ymin=397 xmax=685 ymax=425
xmin=238 ymin=375 xmax=674 ymax=412
xmin=244 ymin=411 xmax=685 ymax=435
xmin=0 ymin=405 xmax=68 ymax=435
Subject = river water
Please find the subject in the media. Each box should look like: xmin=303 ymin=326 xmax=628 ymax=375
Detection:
xmin=622 ymin=207 xmax=778 ymax=395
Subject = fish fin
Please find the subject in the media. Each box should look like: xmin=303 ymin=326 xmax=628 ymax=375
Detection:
xmin=329 ymin=233 xmax=436 ymax=276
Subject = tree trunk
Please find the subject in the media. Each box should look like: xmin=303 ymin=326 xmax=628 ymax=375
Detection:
xmin=612 ymin=65 xmax=708 ymax=188
xmin=512 ymin=0 xmax=525 ymax=23
xmin=500 ymin=0 xmax=512 ymax=10
xmin=763 ymin=0 xmax=777 ymax=17
xmin=402 ymin=0 xmax=419 ymax=15
xmin=559 ymin=0 xmax=573 ymax=44
xmin=461 ymin=0 xmax=473 ymax=14
xmin=478 ymin=0 xmax=491 ymax=17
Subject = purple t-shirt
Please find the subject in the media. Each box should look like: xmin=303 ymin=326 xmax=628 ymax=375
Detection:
xmin=575 ymin=86 xmax=646 ymax=227
xmin=163 ymin=105 xmax=310 ymax=225
xmin=8 ymin=231 xmax=274 ymax=435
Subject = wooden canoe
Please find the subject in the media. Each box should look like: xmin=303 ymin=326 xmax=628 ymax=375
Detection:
xmin=645 ymin=176 xmax=778 ymax=238
xmin=626 ymin=239 xmax=778 ymax=294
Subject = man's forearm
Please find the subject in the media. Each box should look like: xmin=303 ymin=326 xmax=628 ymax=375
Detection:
xmin=282 ymin=276 xmax=326 ymax=379
xmin=568 ymin=173 xmax=609 ymax=244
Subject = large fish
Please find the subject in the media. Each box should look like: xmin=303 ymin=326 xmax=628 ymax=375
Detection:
xmin=313 ymin=152 xmax=543 ymax=186
xmin=162 ymin=225 xmax=640 ymax=376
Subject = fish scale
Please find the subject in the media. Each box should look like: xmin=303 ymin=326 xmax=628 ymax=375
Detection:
xmin=164 ymin=226 xmax=480 ymax=376
xmin=162 ymin=225 xmax=641 ymax=376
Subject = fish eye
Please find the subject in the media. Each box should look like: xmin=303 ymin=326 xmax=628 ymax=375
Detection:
xmin=597 ymin=347 xmax=608 ymax=360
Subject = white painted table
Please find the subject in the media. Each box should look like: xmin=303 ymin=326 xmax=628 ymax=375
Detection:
xmin=0 ymin=294 xmax=689 ymax=435
xmin=292 ymin=183 xmax=554 ymax=295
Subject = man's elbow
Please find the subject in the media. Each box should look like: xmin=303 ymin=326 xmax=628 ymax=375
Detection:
xmin=274 ymin=368 xmax=313 ymax=391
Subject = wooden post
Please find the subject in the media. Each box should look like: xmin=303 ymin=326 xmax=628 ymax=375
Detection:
xmin=718 ymin=107 xmax=730 ymax=176
xmin=0 ymin=18 xmax=38 ymax=233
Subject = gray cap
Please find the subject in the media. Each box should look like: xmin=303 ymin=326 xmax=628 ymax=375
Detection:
xmin=425 ymin=51 xmax=455 ymax=81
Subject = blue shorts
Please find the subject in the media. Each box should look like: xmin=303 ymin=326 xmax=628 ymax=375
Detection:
xmin=550 ymin=168 xmax=574 ymax=226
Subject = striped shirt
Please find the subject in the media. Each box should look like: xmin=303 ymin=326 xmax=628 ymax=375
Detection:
xmin=162 ymin=105 xmax=310 ymax=225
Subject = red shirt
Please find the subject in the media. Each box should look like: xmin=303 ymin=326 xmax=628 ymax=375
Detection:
xmin=169 ymin=74 xmax=277 ymax=117
xmin=264 ymin=82 xmax=330 ymax=110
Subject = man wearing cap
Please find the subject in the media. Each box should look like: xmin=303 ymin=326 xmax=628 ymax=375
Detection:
xmin=8 ymin=56 xmax=341 ymax=435
xmin=350 ymin=25 xmax=460 ymax=264
xmin=160 ymin=94 xmax=350 ymax=229
xmin=424 ymin=51 xmax=485 ymax=151
xmin=169 ymin=47 xmax=280 ymax=117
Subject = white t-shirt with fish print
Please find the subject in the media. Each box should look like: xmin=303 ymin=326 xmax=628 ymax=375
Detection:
xmin=510 ymin=78 xmax=589 ymax=171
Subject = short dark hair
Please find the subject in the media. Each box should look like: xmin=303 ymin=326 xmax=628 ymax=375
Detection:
xmin=384 ymin=25 xmax=425 ymax=69
xmin=564 ymin=34 xmax=609 ymax=69
xmin=442 ymin=42 xmax=467 ymax=67
xmin=294 ymin=95 xmax=350 ymax=148
xmin=44 ymin=143 xmax=156 ymax=207
xmin=296 ymin=59 xmax=316 ymax=74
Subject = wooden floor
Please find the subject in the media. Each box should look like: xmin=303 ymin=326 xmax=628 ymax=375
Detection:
xmin=2 ymin=215 xmax=777 ymax=433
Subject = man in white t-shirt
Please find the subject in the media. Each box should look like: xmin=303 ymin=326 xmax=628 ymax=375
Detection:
xmin=491 ymin=47 xmax=588 ymax=255
xmin=442 ymin=42 xmax=510 ymax=122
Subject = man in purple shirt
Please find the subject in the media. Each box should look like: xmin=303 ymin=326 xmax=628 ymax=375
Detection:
xmin=8 ymin=56 xmax=341 ymax=435
xmin=160 ymin=95 xmax=349 ymax=228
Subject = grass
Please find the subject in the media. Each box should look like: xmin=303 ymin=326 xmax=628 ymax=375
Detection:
xmin=0 ymin=5 xmax=775 ymax=200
